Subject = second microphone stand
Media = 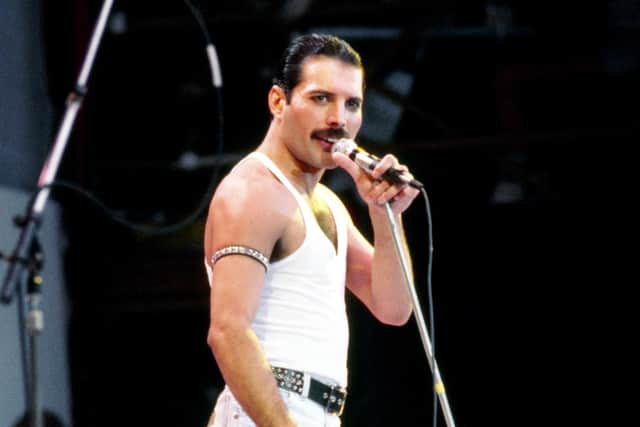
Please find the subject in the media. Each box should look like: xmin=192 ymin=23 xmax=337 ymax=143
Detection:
xmin=1 ymin=1 xmax=116 ymax=426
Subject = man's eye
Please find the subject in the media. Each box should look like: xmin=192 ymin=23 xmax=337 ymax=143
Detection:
xmin=347 ymin=100 xmax=361 ymax=111
xmin=313 ymin=94 xmax=329 ymax=103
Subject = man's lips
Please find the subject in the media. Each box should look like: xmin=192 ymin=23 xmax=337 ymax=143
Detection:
xmin=312 ymin=129 xmax=349 ymax=143
xmin=313 ymin=136 xmax=335 ymax=152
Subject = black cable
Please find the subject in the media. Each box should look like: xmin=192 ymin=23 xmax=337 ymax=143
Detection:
xmin=117 ymin=0 xmax=226 ymax=236
xmin=115 ymin=0 xmax=227 ymax=236
xmin=184 ymin=0 xmax=212 ymax=45
xmin=36 ymin=180 xmax=187 ymax=235
xmin=419 ymin=186 xmax=438 ymax=427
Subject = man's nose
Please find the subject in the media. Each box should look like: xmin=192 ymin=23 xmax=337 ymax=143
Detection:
xmin=326 ymin=102 xmax=347 ymax=128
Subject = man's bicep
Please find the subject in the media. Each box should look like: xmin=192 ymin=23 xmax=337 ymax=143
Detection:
xmin=206 ymin=216 xmax=277 ymax=327
xmin=209 ymin=256 xmax=267 ymax=328
xmin=205 ymin=179 xmax=286 ymax=326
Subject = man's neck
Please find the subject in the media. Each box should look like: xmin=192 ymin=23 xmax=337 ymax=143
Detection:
xmin=258 ymin=135 xmax=323 ymax=195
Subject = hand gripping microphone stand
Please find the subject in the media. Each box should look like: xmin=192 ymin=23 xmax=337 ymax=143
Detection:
xmin=0 ymin=1 xmax=115 ymax=426
xmin=383 ymin=203 xmax=457 ymax=427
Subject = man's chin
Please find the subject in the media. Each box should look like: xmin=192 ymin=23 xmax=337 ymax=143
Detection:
xmin=320 ymin=156 xmax=340 ymax=171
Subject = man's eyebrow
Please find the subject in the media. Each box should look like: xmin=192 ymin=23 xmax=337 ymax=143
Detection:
xmin=305 ymin=89 xmax=362 ymax=103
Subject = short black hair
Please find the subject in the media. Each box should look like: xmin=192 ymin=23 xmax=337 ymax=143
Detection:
xmin=273 ymin=33 xmax=364 ymax=101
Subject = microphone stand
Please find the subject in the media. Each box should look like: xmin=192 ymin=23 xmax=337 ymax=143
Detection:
xmin=383 ymin=203 xmax=456 ymax=427
xmin=14 ymin=234 xmax=45 ymax=427
xmin=0 ymin=1 xmax=115 ymax=426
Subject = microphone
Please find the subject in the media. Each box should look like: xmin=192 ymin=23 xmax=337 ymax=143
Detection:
xmin=331 ymin=139 xmax=424 ymax=189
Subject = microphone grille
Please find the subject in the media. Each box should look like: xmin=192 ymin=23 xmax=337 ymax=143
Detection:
xmin=331 ymin=138 xmax=357 ymax=154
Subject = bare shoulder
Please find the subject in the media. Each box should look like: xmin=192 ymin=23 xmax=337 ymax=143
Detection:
xmin=204 ymin=158 xmax=297 ymax=259
xmin=210 ymin=158 xmax=285 ymax=219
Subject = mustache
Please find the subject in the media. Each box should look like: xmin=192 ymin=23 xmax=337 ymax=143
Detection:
xmin=312 ymin=128 xmax=350 ymax=142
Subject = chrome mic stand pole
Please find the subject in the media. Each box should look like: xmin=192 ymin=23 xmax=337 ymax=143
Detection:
xmin=0 ymin=1 xmax=115 ymax=426
xmin=383 ymin=203 xmax=456 ymax=427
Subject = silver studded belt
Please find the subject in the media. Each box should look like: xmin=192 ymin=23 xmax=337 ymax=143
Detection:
xmin=271 ymin=366 xmax=347 ymax=416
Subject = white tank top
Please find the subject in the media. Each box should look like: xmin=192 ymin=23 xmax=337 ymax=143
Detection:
xmin=242 ymin=152 xmax=350 ymax=386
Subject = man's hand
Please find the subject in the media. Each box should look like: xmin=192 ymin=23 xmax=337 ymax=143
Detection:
xmin=332 ymin=151 xmax=420 ymax=215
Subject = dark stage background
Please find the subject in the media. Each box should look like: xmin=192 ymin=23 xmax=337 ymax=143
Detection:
xmin=21 ymin=0 xmax=635 ymax=425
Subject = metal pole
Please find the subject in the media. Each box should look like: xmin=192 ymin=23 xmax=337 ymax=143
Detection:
xmin=383 ymin=203 xmax=456 ymax=427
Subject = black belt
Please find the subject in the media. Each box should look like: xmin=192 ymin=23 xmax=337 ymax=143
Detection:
xmin=272 ymin=366 xmax=347 ymax=416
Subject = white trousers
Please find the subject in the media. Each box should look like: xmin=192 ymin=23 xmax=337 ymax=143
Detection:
xmin=209 ymin=386 xmax=341 ymax=427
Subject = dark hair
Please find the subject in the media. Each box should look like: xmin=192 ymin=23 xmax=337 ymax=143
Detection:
xmin=273 ymin=33 xmax=364 ymax=101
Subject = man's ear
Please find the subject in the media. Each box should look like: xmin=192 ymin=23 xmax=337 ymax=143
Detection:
xmin=268 ymin=85 xmax=286 ymax=118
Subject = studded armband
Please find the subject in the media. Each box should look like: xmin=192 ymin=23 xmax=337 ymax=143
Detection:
xmin=210 ymin=245 xmax=269 ymax=272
